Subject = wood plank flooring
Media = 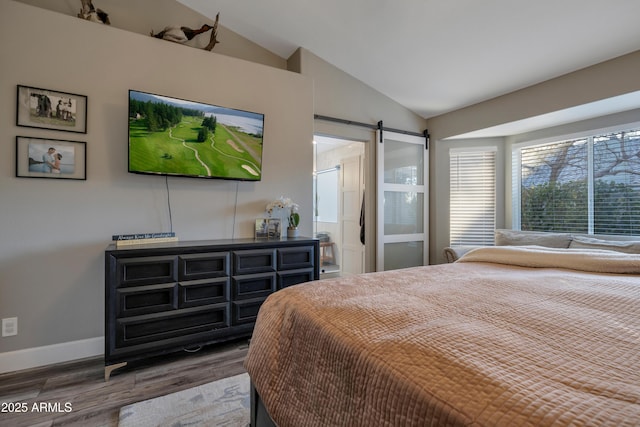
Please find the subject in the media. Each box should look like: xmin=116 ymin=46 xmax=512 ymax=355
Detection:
xmin=0 ymin=339 xmax=249 ymax=427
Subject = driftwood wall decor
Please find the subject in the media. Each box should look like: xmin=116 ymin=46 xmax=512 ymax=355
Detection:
xmin=77 ymin=0 xmax=110 ymax=25
xmin=75 ymin=1 xmax=220 ymax=52
xmin=151 ymin=13 xmax=220 ymax=51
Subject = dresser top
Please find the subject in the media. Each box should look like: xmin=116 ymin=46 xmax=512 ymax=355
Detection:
xmin=106 ymin=237 xmax=318 ymax=252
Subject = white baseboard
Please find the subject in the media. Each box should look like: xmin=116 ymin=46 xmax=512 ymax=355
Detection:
xmin=0 ymin=337 xmax=104 ymax=374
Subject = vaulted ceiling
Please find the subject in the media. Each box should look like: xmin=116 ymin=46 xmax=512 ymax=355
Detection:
xmin=179 ymin=0 xmax=640 ymax=126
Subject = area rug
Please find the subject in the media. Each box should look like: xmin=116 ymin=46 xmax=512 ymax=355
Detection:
xmin=118 ymin=373 xmax=250 ymax=427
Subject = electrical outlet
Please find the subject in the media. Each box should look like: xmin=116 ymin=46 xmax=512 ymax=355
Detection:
xmin=2 ymin=317 xmax=17 ymax=337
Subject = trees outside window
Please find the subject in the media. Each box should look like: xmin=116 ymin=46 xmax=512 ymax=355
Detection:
xmin=517 ymin=129 xmax=640 ymax=236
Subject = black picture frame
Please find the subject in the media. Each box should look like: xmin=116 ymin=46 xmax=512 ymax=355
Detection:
xmin=16 ymin=136 xmax=87 ymax=180
xmin=16 ymin=85 xmax=88 ymax=133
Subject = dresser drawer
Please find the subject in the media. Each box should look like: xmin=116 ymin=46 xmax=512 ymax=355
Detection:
xmin=178 ymin=252 xmax=229 ymax=280
xmin=233 ymin=249 xmax=276 ymax=275
xmin=117 ymin=283 xmax=178 ymax=317
xmin=278 ymin=246 xmax=315 ymax=270
xmin=116 ymin=256 xmax=177 ymax=287
xmin=179 ymin=277 xmax=229 ymax=308
xmin=232 ymin=297 xmax=267 ymax=325
xmin=232 ymin=272 xmax=276 ymax=300
xmin=116 ymin=304 xmax=230 ymax=348
xmin=277 ymin=268 xmax=314 ymax=289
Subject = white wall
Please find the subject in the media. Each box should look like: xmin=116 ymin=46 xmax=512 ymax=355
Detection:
xmin=0 ymin=0 xmax=313 ymax=368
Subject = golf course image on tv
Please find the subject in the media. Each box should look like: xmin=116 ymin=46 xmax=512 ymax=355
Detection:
xmin=128 ymin=90 xmax=264 ymax=181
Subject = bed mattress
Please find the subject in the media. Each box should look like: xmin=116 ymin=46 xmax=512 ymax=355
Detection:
xmin=244 ymin=246 xmax=640 ymax=426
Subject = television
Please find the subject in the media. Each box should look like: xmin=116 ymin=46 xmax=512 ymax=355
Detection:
xmin=128 ymin=90 xmax=264 ymax=181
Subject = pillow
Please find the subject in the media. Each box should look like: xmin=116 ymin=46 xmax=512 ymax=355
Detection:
xmin=442 ymin=246 xmax=477 ymax=263
xmin=569 ymin=236 xmax=640 ymax=254
xmin=494 ymin=229 xmax=572 ymax=248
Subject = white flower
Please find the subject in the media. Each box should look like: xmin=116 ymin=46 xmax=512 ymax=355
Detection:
xmin=266 ymin=196 xmax=300 ymax=228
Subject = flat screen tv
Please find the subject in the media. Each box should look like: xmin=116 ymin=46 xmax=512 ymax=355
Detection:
xmin=128 ymin=90 xmax=264 ymax=181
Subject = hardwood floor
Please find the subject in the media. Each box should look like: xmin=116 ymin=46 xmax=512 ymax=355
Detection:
xmin=0 ymin=339 xmax=249 ymax=427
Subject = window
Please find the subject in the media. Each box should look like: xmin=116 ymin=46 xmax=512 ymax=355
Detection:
xmin=450 ymin=148 xmax=496 ymax=246
xmin=514 ymin=128 xmax=640 ymax=236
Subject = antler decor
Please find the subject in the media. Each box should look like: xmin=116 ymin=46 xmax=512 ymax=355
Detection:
xmin=77 ymin=0 xmax=110 ymax=25
xmin=151 ymin=13 xmax=221 ymax=51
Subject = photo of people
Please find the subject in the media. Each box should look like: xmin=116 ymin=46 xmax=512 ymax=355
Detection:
xmin=29 ymin=143 xmax=75 ymax=174
xmin=17 ymin=85 xmax=87 ymax=134
xmin=16 ymin=136 xmax=85 ymax=180
xmin=29 ymin=92 xmax=76 ymax=125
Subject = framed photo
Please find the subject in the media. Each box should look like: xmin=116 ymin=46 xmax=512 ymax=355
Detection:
xmin=16 ymin=136 xmax=86 ymax=180
xmin=255 ymin=218 xmax=269 ymax=239
xmin=16 ymin=85 xmax=88 ymax=133
xmin=267 ymin=218 xmax=281 ymax=240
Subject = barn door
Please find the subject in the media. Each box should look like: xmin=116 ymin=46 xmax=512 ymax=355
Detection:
xmin=376 ymin=130 xmax=428 ymax=271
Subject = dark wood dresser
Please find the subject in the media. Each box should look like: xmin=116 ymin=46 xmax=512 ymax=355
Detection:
xmin=104 ymin=237 xmax=319 ymax=380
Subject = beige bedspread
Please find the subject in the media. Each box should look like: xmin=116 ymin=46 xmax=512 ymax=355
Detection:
xmin=244 ymin=247 xmax=640 ymax=426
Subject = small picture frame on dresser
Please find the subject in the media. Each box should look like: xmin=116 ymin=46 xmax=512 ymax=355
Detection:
xmin=255 ymin=218 xmax=268 ymax=239
xmin=267 ymin=218 xmax=281 ymax=240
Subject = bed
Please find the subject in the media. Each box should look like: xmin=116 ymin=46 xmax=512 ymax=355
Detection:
xmin=243 ymin=246 xmax=640 ymax=426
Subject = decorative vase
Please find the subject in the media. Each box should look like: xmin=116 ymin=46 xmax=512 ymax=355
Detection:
xmin=287 ymin=227 xmax=299 ymax=238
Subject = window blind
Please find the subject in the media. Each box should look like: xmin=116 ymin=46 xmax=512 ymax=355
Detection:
xmin=593 ymin=130 xmax=640 ymax=235
xmin=450 ymin=148 xmax=496 ymax=246
xmin=520 ymin=138 xmax=588 ymax=233
xmin=516 ymin=128 xmax=640 ymax=236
